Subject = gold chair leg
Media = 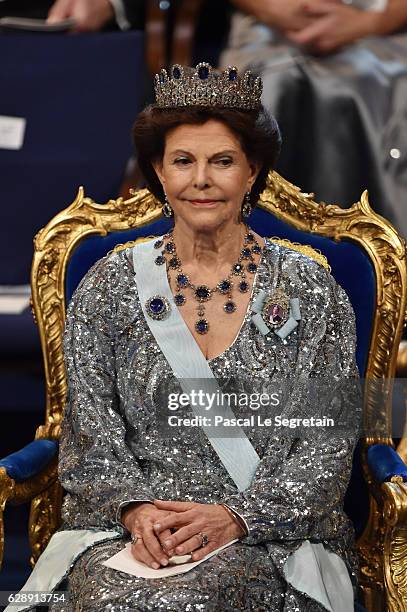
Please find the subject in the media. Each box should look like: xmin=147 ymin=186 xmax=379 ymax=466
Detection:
xmin=29 ymin=480 xmax=62 ymax=567
xmin=0 ymin=468 xmax=15 ymax=570
xmin=358 ymin=493 xmax=387 ymax=611
xmin=382 ymin=480 xmax=407 ymax=612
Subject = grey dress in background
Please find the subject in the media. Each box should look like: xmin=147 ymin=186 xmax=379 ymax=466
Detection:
xmin=220 ymin=13 xmax=407 ymax=238
xmin=47 ymin=240 xmax=360 ymax=611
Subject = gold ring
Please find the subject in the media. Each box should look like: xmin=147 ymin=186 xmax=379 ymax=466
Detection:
xmin=199 ymin=532 xmax=209 ymax=547
xmin=131 ymin=533 xmax=141 ymax=545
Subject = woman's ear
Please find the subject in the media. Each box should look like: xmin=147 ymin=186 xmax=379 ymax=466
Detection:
xmin=248 ymin=161 xmax=261 ymax=190
xmin=152 ymin=160 xmax=165 ymax=187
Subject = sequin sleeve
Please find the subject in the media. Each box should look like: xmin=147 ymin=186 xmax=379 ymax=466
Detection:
xmin=59 ymin=254 xmax=155 ymax=531
xmin=221 ymin=268 xmax=362 ymax=545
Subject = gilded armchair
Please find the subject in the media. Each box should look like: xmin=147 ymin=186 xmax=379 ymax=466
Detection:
xmin=1 ymin=172 xmax=407 ymax=611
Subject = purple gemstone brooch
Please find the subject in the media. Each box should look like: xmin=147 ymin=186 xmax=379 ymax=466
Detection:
xmin=145 ymin=295 xmax=171 ymax=321
xmin=251 ymin=288 xmax=301 ymax=340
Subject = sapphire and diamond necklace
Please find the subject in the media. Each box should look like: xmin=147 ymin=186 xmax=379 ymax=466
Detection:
xmin=153 ymin=228 xmax=263 ymax=335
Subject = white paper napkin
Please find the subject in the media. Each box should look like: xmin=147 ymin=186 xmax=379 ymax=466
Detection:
xmin=103 ymin=539 xmax=238 ymax=579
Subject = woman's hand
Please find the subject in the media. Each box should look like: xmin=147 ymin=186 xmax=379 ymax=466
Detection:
xmin=47 ymin=0 xmax=114 ymax=31
xmin=233 ymin=0 xmax=316 ymax=32
xmin=235 ymin=0 xmax=407 ymax=55
xmin=152 ymin=500 xmax=246 ymax=562
xmin=285 ymin=2 xmax=380 ymax=54
xmin=121 ymin=502 xmax=176 ymax=569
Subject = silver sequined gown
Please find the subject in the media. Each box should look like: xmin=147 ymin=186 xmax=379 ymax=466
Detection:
xmin=51 ymin=239 xmax=360 ymax=611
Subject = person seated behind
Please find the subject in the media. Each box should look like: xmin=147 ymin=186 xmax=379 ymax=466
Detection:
xmin=6 ymin=63 xmax=361 ymax=611
xmin=231 ymin=0 xmax=407 ymax=54
xmin=0 ymin=0 xmax=144 ymax=31
xmin=221 ymin=0 xmax=407 ymax=239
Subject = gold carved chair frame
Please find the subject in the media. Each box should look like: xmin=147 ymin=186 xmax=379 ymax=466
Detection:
xmin=0 ymin=171 xmax=406 ymax=611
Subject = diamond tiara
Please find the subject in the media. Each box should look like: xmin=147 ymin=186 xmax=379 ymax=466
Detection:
xmin=154 ymin=62 xmax=263 ymax=111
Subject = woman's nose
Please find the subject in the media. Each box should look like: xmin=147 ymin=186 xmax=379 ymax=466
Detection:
xmin=192 ymin=162 xmax=211 ymax=189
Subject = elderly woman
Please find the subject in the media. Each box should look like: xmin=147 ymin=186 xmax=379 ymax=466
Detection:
xmin=10 ymin=64 xmax=360 ymax=612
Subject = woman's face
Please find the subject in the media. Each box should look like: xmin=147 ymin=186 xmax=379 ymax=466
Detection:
xmin=153 ymin=120 xmax=259 ymax=232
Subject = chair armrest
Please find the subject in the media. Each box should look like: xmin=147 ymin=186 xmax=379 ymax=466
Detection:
xmin=0 ymin=440 xmax=58 ymax=483
xmin=0 ymin=440 xmax=60 ymax=567
xmin=367 ymin=443 xmax=407 ymax=483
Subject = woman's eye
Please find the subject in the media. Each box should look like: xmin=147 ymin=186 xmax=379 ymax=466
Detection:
xmin=174 ymin=158 xmax=191 ymax=166
xmin=215 ymin=158 xmax=233 ymax=167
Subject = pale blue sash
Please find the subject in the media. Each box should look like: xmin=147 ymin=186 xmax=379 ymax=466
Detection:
xmin=132 ymin=237 xmax=260 ymax=492
xmin=3 ymin=530 xmax=121 ymax=612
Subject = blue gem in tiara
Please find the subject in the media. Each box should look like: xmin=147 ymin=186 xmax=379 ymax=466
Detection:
xmin=228 ymin=68 xmax=238 ymax=82
xmin=195 ymin=62 xmax=212 ymax=82
xmin=172 ymin=65 xmax=182 ymax=80
xmin=198 ymin=65 xmax=209 ymax=80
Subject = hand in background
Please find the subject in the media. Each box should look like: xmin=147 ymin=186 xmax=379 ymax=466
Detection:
xmin=233 ymin=0 xmax=318 ymax=33
xmin=121 ymin=502 xmax=176 ymax=569
xmin=234 ymin=0 xmax=407 ymax=55
xmin=285 ymin=2 xmax=379 ymax=53
xmin=152 ymin=499 xmax=245 ymax=562
xmin=47 ymin=0 xmax=114 ymax=31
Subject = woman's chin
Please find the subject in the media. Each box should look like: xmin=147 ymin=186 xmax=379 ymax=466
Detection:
xmin=177 ymin=205 xmax=236 ymax=230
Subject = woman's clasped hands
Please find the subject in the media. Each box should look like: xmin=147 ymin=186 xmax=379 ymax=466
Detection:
xmin=122 ymin=500 xmax=246 ymax=569
xmin=241 ymin=0 xmax=386 ymax=54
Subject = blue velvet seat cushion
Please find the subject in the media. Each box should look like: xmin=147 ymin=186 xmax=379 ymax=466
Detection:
xmin=368 ymin=444 xmax=407 ymax=483
xmin=0 ymin=440 xmax=58 ymax=483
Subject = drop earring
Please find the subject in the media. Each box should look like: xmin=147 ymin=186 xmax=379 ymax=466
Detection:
xmin=242 ymin=191 xmax=252 ymax=218
xmin=162 ymin=194 xmax=173 ymax=218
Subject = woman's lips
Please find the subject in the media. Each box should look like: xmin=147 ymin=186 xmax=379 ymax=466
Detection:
xmin=189 ymin=199 xmax=220 ymax=207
